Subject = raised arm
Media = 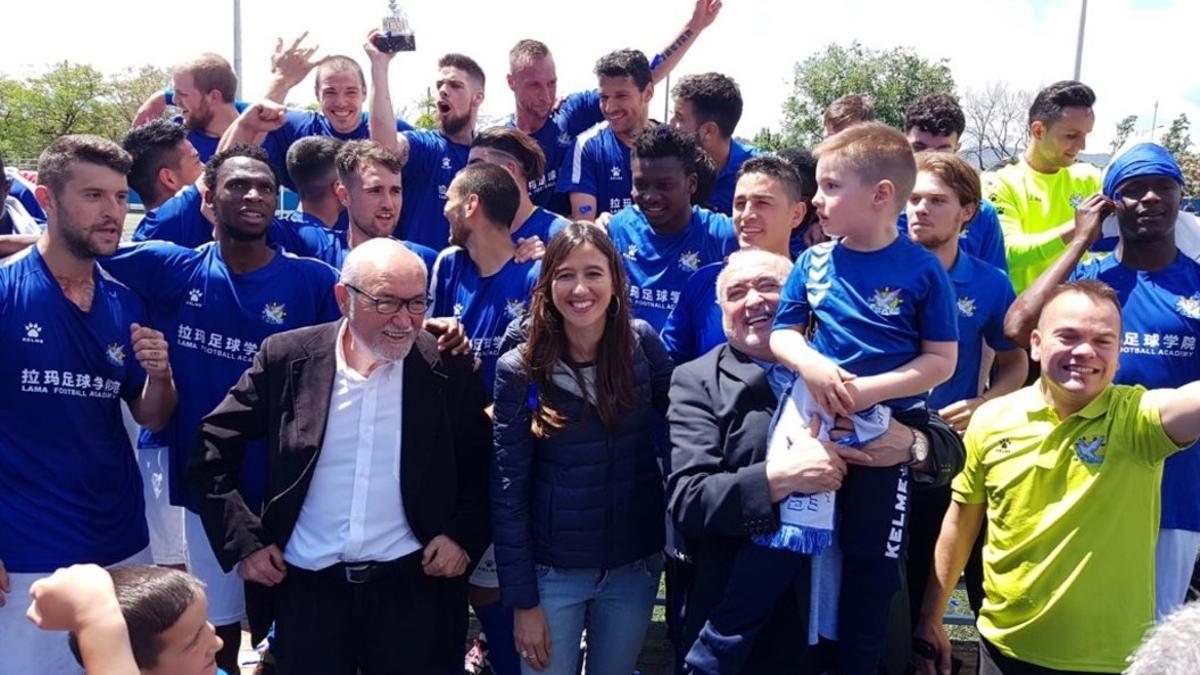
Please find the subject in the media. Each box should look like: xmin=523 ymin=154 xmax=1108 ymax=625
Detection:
xmin=263 ymin=32 xmax=323 ymax=104
xmin=215 ymin=100 xmax=289 ymax=156
xmin=364 ymin=30 xmax=410 ymax=164
xmin=1147 ymin=381 xmax=1200 ymax=447
xmin=131 ymin=90 xmax=169 ymax=128
xmin=26 ymin=566 xmax=139 ymax=675
xmin=1004 ymin=194 xmax=1112 ymax=348
xmin=649 ymin=0 xmax=723 ymax=84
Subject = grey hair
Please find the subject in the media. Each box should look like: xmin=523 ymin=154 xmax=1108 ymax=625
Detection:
xmin=1126 ymin=602 xmax=1200 ymax=674
xmin=340 ymin=238 xmax=426 ymax=287
xmin=716 ymin=249 xmax=794 ymax=338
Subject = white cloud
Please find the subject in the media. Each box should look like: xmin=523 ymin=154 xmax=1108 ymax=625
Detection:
xmin=5 ymin=0 xmax=1197 ymax=152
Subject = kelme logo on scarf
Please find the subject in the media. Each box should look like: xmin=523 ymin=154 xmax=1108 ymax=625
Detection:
xmin=1075 ymin=435 xmax=1106 ymax=465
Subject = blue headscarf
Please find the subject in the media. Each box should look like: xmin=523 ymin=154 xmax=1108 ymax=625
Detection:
xmin=1103 ymin=142 xmax=1185 ymax=198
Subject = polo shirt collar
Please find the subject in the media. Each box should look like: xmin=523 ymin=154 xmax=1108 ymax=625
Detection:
xmin=1021 ymin=380 xmax=1115 ymax=420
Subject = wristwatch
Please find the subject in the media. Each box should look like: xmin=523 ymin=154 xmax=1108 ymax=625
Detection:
xmin=906 ymin=427 xmax=930 ymax=467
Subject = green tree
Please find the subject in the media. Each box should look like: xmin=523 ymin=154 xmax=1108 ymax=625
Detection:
xmin=1161 ymin=113 xmax=1192 ymax=157
xmin=107 ymin=65 xmax=172 ymax=128
xmin=1109 ymin=114 xmax=1138 ymax=154
xmin=414 ymin=87 xmax=437 ymax=130
xmin=751 ymin=127 xmax=785 ymax=152
xmin=779 ymin=42 xmax=955 ymax=147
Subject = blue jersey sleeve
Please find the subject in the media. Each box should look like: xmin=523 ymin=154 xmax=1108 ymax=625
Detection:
xmin=982 ymin=274 xmax=1018 ymax=352
xmin=556 ymin=134 xmax=598 ymax=197
xmin=100 ymin=242 xmax=199 ymax=313
xmin=311 ymin=264 xmax=342 ymax=323
xmin=660 ymin=284 xmax=698 ymax=364
xmin=403 ymin=241 xmax=439 ymax=277
xmin=429 ymin=249 xmax=459 ymax=317
xmin=773 ymin=250 xmax=813 ymax=330
xmin=968 ymin=199 xmax=1008 ymax=274
xmin=133 ymin=187 xmax=211 ymax=249
xmin=918 ymin=261 xmax=959 ymax=343
xmin=556 ymin=90 xmax=604 ymax=137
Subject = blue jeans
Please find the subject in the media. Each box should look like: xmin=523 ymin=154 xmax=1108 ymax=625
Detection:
xmin=521 ymin=553 xmax=663 ymax=675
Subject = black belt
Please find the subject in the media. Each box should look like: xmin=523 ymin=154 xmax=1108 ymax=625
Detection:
xmin=291 ymin=550 xmax=423 ymax=585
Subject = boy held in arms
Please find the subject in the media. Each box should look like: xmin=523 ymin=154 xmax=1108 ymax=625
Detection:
xmin=27 ymin=564 xmax=225 ymax=675
xmin=687 ymin=123 xmax=958 ymax=675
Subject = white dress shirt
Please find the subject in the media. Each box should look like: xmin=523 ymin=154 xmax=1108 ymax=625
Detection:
xmin=284 ymin=322 xmax=422 ymax=570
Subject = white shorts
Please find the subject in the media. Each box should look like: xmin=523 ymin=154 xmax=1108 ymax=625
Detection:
xmin=1155 ymin=528 xmax=1200 ymax=620
xmin=469 ymin=543 xmax=499 ymax=588
xmin=0 ymin=547 xmax=151 ymax=675
xmin=137 ymin=443 xmax=188 ymax=566
xmin=185 ymin=511 xmax=246 ymax=626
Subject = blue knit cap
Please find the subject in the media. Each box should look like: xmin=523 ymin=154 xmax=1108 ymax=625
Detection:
xmin=1103 ymin=142 xmax=1184 ymax=198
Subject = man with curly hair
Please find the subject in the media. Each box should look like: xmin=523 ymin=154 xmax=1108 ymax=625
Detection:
xmin=670 ymin=72 xmax=759 ymax=216
xmin=899 ymin=93 xmax=1008 ymax=272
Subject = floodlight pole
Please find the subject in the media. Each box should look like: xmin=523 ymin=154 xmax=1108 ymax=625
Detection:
xmin=1073 ymin=0 xmax=1088 ymax=81
xmin=233 ymin=0 xmax=244 ymax=99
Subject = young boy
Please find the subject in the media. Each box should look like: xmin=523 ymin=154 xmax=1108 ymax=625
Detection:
xmin=685 ymin=123 xmax=959 ymax=674
xmin=27 ymin=564 xmax=225 ymax=675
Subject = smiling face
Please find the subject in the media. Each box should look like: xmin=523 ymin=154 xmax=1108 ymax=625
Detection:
xmin=1031 ymin=106 xmax=1094 ymax=170
xmin=206 ymin=156 xmax=276 ymax=241
xmin=550 ymin=242 xmax=614 ymax=337
xmin=171 ymin=71 xmax=213 ymax=130
xmin=1115 ymin=175 xmax=1181 ymax=244
xmin=598 ymin=75 xmax=652 ymax=137
xmin=316 ymin=67 xmax=365 ymax=135
xmin=337 ymin=255 xmax=426 ymax=362
xmin=509 ymin=55 xmax=557 ymax=122
xmin=732 ymin=172 xmax=804 ymax=255
xmin=339 ymin=161 xmax=402 ymax=240
xmin=39 ymin=161 xmax=129 ymax=259
xmin=1031 ymin=289 xmax=1121 ymax=414
xmin=631 ymin=155 xmax=695 ymax=231
xmin=906 ymin=170 xmax=974 ymax=251
xmin=436 ymin=66 xmax=482 ymax=137
xmin=144 ymin=593 xmax=223 ymax=675
xmin=720 ymin=264 xmax=785 ymax=360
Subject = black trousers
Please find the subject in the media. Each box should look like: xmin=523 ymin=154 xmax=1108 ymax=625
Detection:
xmin=978 ymin=638 xmax=1116 ymax=675
xmin=272 ymin=551 xmax=444 ymax=675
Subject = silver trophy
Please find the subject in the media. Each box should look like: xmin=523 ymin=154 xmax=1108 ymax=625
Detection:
xmin=374 ymin=1 xmax=416 ymax=52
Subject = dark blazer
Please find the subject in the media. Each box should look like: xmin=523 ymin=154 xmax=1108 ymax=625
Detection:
xmin=666 ymin=344 xmax=966 ymax=672
xmin=187 ymin=320 xmax=492 ymax=572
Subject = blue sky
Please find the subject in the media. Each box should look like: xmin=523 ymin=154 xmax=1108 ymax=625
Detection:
xmin=5 ymin=0 xmax=1197 ymax=152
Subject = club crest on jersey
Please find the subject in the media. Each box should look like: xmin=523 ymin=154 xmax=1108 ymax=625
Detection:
xmin=623 ymin=244 xmax=638 ymax=261
xmin=105 ymin=343 xmax=126 ymax=367
xmin=1176 ymin=293 xmax=1200 ymax=320
xmin=441 ymin=156 xmax=452 ymax=170
xmin=610 ymin=165 xmax=622 ymax=180
xmin=679 ymin=251 xmax=701 ymax=273
xmin=1074 ymin=435 xmax=1106 ymax=465
xmin=957 ymin=297 xmax=977 ymax=318
xmin=1069 ymin=193 xmax=1084 ymax=209
xmin=22 ymin=322 xmax=43 ymax=344
xmin=187 ymin=288 xmax=204 ymax=307
xmin=868 ymin=287 xmax=903 ymax=317
xmin=453 ymin=303 xmax=464 ymax=319
xmin=262 ymin=302 xmax=287 ymax=325
xmin=506 ymin=298 xmax=528 ymax=319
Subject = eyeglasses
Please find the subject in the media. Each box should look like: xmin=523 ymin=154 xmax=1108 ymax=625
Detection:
xmin=344 ymin=283 xmax=429 ymax=315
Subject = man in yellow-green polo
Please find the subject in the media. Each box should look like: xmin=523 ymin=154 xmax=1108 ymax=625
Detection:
xmin=984 ymin=81 xmax=1102 ymax=294
xmin=914 ymin=280 xmax=1200 ymax=675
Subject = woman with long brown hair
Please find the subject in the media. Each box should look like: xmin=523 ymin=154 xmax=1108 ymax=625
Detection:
xmin=491 ymin=221 xmax=673 ymax=675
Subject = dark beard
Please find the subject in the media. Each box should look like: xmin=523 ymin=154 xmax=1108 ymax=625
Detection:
xmin=60 ymin=223 xmax=113 ymax=259
xmin=441 ymin=113 xmax=471 ymax=137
